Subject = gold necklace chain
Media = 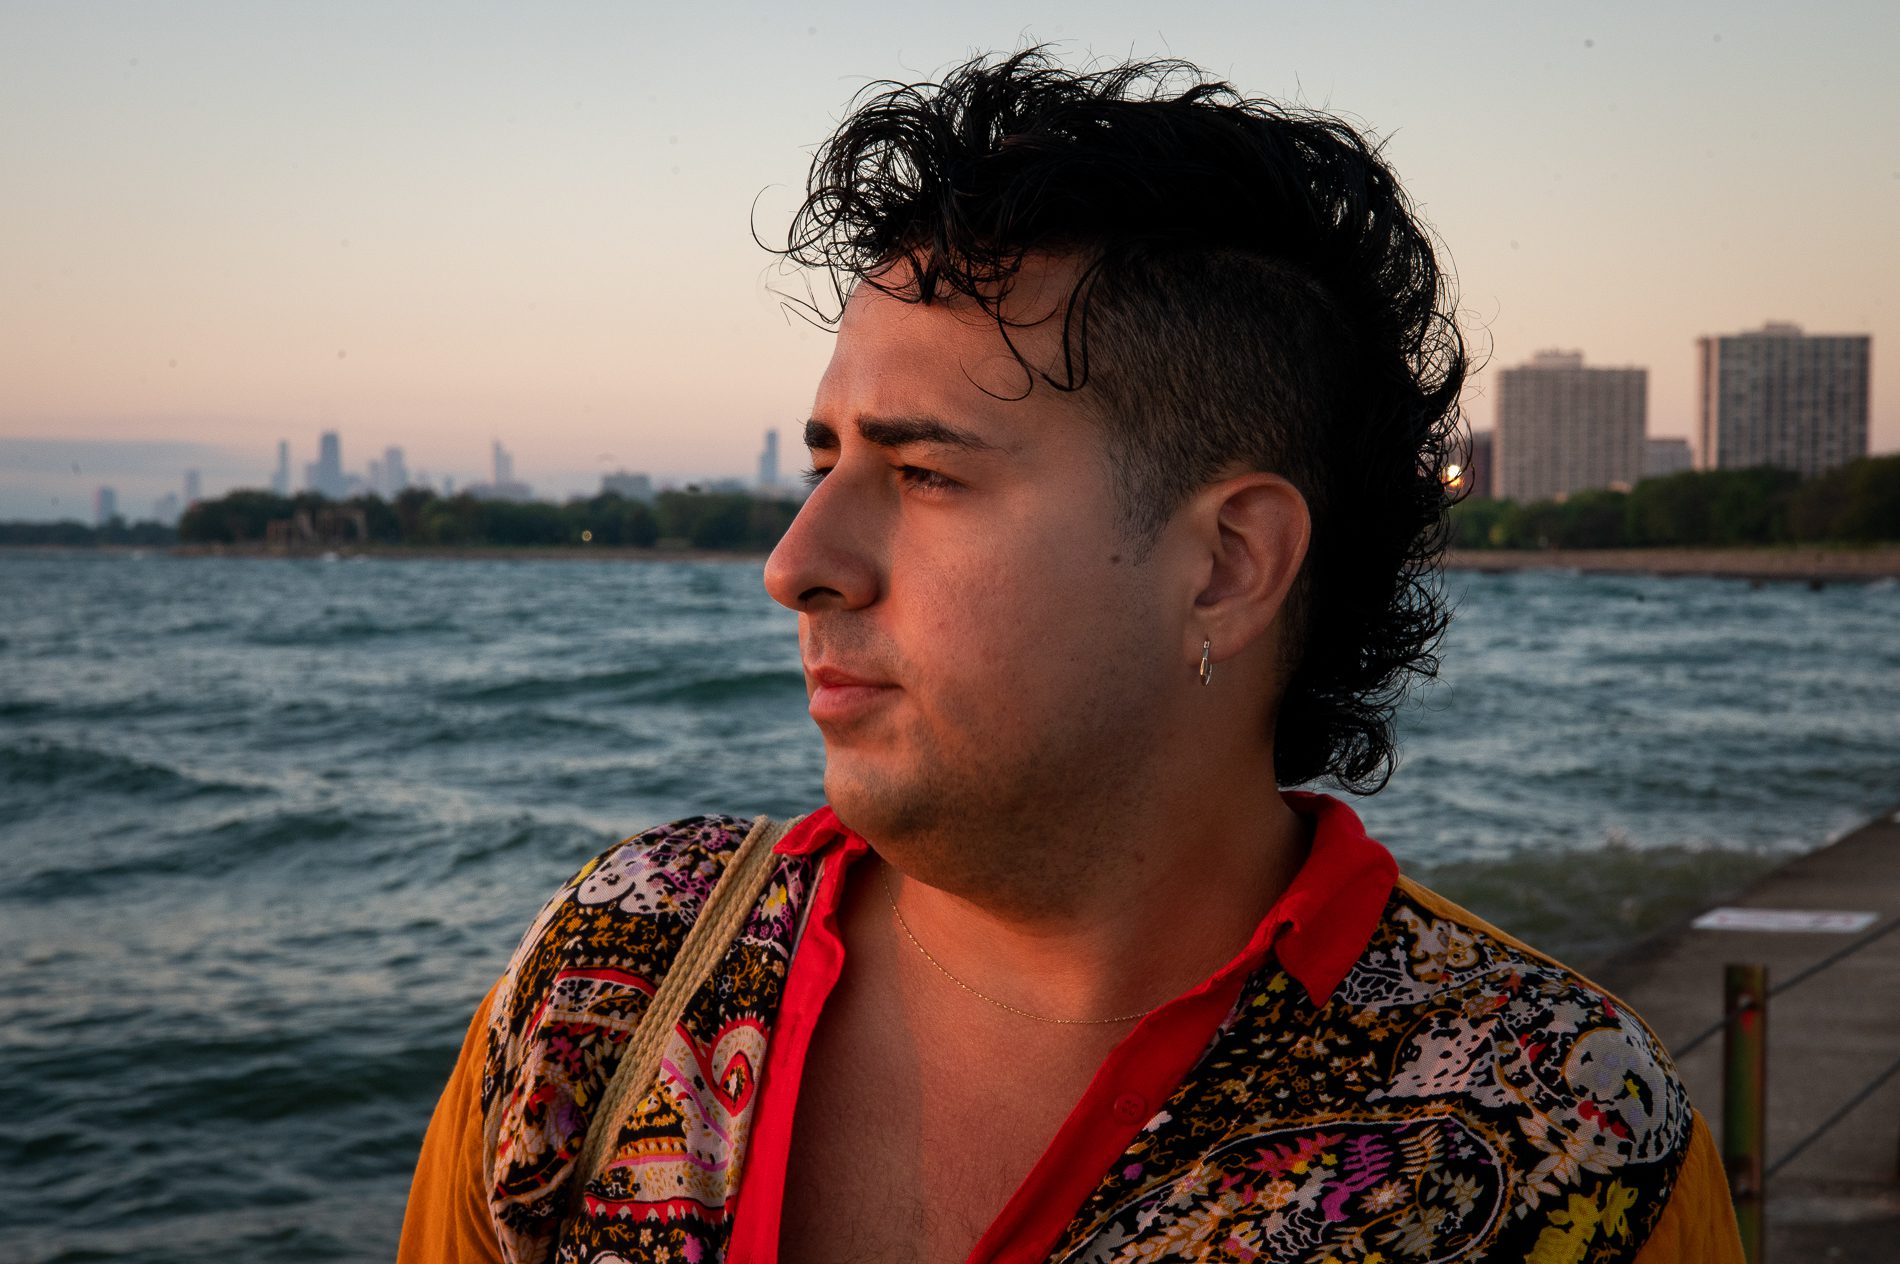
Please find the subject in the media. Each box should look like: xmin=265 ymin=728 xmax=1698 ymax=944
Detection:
xmin=879 ymin=867 xmax=1154 ymax=1026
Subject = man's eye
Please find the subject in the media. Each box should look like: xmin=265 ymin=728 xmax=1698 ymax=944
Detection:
xmin=898 ymin=465 xmax=958 ymax=492
xmin=800 ymin=465 xmax=831 ymax=488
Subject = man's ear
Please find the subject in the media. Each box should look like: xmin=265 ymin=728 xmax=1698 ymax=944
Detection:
xmin=1186 ymin=472 xmax=1311 ymax=668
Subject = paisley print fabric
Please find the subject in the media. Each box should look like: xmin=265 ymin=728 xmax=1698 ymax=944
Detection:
xmin=476 ymin=815 xmax=1702 ymax=1264
xmin=479 ymin=816 xmax=817 ymax=1264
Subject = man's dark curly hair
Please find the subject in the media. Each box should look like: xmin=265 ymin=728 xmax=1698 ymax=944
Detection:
xmin=779 ymin=49 xmax=1468 ymax=793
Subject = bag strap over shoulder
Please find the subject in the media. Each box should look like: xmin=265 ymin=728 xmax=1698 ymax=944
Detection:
xmin=566 ymin=813 xmax=797 ymax=1206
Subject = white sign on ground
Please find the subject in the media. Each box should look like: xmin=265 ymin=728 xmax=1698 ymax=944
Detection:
xmin=1691 ymin=908 xmax=1879 ymax=934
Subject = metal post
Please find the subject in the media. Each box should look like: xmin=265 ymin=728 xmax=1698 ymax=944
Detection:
xmin=1723 ymin=963 xmax=1768 ymax=1263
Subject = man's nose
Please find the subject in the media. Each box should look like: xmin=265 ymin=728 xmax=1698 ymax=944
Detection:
xmin=763 ymin=475 xmax=881 ymax=612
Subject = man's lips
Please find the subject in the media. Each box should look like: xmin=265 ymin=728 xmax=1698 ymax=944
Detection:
xmin=807 ymin=665 xmax=891 ymax=689
xmin=804 ymin=664 xmax=897 ymax=724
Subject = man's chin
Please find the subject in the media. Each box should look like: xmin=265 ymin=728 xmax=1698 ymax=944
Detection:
xmin=820 ymin=756 xmax=936 ymax=846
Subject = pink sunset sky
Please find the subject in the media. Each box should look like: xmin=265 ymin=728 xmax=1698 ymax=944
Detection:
xmin=2 ymin=1 xmax=1895 ymax=518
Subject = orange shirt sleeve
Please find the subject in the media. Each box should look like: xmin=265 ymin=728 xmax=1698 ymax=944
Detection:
xmin=1631 ymin=1111 xmax=1747 ymax=1263
xmin=397 ymin=980 xmax=506 ymax=1264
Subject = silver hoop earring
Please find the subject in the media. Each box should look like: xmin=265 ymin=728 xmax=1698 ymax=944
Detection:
xmin=1198 ymin=638 xmax=1214 ymax=686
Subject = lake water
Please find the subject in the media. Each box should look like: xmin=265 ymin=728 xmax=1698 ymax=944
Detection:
xmin=3 ymin=551 xmax=1897 ymax=1261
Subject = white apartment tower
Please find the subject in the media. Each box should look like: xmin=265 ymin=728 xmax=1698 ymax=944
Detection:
xmin=1495 ymin=350 xmax=1646 ymax=502
xmin=1697 ymin=323 xmax=1870 ymax=476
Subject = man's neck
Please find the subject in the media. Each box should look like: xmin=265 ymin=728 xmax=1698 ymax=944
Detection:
xmin=863 ymin=766 xmax=1311 ymax=1029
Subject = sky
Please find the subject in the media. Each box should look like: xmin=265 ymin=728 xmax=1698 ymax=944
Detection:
xmin=2 ymin=1 xmax=1896 ymax=520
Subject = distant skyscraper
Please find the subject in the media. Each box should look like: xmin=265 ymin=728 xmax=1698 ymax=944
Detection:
xmin=1644 ymin=437 xmax=1694 ymax=480
xmin=273 ymin=440 xmax=291 ymax=495
xmin=383 ymin=446 xmax=408 ymax=495
xmin=467 ymin=440 xmax=530 ymax=500
xmin=95 ymin=486 xmax=118 ymax=526
xmin=1495 ymin=350 xmax=1646 ymax=502
xmin=1697 ymin=323 xmax=1870 ymax=476
xmin=184 ymin=469 xmax=202 ymax=504
xmin=152 ymin=492 xmax=182 ymax=525
xmin=758 ymin=429 xmax=781 ymax=490
xmin=305 ymin=430 xmax=348 ymax=499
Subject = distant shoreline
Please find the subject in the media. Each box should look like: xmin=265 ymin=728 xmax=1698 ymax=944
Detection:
xmin=170 ymin=542 xmax=774 ymax=563
xmin=7 ymin=541 xmax=1900 ymax=580
xmin=1444 ymin=546 xmax=1900 ymax=582
xmin=1 ymin=542 xmax=772 ymax=563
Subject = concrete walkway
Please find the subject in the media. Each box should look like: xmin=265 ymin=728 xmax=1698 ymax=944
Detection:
xmin=1596 ymin=803 xmax=1900 ymax=1260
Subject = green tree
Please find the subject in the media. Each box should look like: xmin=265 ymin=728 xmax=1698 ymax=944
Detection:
xmin=1837 ymin=454 xmax=1900 ymax=542
xmin=1548 ymin=489 xmax=1628 ymax=548
xmin=179 ymin=489 xmax=295 ymax=543
xmin=1449 ymin=498 xmax=1511 ymax=549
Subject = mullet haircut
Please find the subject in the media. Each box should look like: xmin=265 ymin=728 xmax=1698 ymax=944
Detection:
xmin=779 ymin=48 xmax=1469 ymax=793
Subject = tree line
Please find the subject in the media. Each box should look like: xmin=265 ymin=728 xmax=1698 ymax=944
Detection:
xmin=10 ymin=456 xmax=1899 ymax=553
xmin=170 ymin=487 xmax=804 ymax=551
xmin=0 ymin=517 xmax=178 ymax=546
xmin=1454 ymin=455 xmax=1900 ymax=550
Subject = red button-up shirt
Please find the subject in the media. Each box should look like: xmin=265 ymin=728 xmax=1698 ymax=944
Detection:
xmin=724 ymin=791 xmax=1398 ymax=1263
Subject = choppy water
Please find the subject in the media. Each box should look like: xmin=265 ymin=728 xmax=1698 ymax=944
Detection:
xmin=3 ymin=551 xmax=1896 ymax=1261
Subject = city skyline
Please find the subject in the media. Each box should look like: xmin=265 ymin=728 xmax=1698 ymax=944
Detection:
xmin=17 ymin=314 xmax=1879 ymax=524
xmin=3 ymin=3 xmax=1896 ymax=521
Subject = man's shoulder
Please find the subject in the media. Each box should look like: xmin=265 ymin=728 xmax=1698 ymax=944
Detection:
xmin=1346 ymin=876 xmax=1693 ymax=1150
xmin=1344 ymin=876 xmax=1698 ymax=1247
xmin=1054 ymin=875 xmax=1716 ymax=1261
xmin=486 ymin=813 xmax=778 ymax=1034
xmin=472 ymin=812 xmax=812 ymax=1258
xmin=560 ymin=812 xmax=760 ymax=918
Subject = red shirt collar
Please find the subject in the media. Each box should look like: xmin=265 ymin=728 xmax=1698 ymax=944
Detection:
xmin=772 ymin=792 xmax=1394 ymax=1006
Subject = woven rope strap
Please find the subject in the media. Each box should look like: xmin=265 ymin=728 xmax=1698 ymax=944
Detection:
xmin=567 ymin=813 xmax=794 ymax=1204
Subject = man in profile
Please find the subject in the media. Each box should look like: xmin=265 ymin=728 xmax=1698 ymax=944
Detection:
xmin=400 ymin=50 xmax=1743 ymax=1263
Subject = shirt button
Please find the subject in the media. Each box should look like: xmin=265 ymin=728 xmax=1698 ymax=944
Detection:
xmin=1111 ymin=1092 xmax=1148 ymax=1124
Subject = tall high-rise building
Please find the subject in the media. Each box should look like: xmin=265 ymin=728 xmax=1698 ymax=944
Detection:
xmin=1697 ymin=323 xmax=1870 ymax=476
xmin=468 ymin=440 xmax=530 ymax=500
xmin=184 ymin=469 xmax=202 ymax=504
xmin=383 ymin=446 xmax=408 ymax=495
xmin=1494 ymin=350 xmax=1646 ymax=502
xmin=95 ymin=486 xmax=118 ymax=526
xmin=273 ymin=440 xmax=291 ymax=495
xmin=305 ymin=430 xmax=348 ymax=499
xmin=758 ymin=429 xmax=781 ymax=490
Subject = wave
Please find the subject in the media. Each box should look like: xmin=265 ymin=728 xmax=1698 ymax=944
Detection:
xmin=403 ymin=708 xmax=635 ymax=748
xmin=437 ymin=665 xmax=803 ymax=707
xmin=436 ymin=664 xmax=668 ymax=704
xmin=0 ymin=739 xmax=254 ymax=803
xmin=640 ymin=668 xmax=807 ymax=706
xmin=240 ymin=615 xmax=461 ymax=647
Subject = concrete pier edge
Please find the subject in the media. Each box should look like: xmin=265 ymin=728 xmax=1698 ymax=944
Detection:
xmin=1595 ymin=801 xmax=1900 ymax=1258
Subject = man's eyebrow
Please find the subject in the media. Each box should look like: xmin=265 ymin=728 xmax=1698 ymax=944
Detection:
xmin=802 ymin=415 xmax=1002 ymax=453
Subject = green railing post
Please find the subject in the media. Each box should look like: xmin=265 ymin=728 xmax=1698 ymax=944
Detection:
xmin=1723 ymin=963 xmax=1768 ymax=1263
